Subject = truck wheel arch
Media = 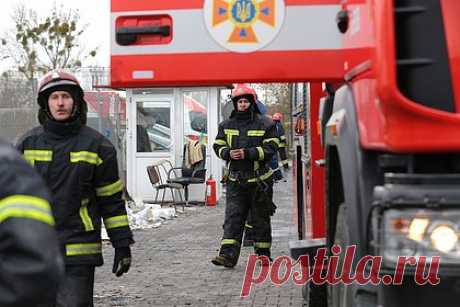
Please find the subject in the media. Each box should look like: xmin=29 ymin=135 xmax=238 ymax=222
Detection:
xmin=324 ymin=84 xmax=381 ymax=258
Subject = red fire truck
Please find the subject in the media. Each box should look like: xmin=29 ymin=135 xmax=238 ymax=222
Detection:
xmin=110 ymin=0 xmax=460 ymax=306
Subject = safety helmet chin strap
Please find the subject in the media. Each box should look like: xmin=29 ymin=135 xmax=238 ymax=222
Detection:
xmin=70 ymin=101 xmax=80 ymax=119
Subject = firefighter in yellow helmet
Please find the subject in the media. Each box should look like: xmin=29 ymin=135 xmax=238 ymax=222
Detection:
xmin=16 ymin=70 xmax=134 ymax=307
xmin=211 ymin=84 xmax=279 ymax=267
xmin=0 ymin=139 xmax=63 ymax=306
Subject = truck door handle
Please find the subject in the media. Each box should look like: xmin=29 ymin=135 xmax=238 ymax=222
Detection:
xmin=116 ymin=25 xmax=171 ymax=45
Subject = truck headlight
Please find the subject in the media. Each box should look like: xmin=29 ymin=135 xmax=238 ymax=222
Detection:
xmin=430 ymin=223 xmax=458 ymax=253
xmin=381 ymin=209 xmax=460 ymax=266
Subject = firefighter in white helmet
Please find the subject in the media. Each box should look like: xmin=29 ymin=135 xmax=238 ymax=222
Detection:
xmin=16 ymin=70 xmax=134 ymax=307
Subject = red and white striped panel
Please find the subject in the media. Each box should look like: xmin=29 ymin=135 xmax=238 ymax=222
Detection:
xmin=110 ymin=0 xmax=344 ymax=87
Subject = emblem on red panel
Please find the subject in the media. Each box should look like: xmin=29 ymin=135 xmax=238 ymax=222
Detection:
xmin=204 ymin=0 xmax=285 ymax=53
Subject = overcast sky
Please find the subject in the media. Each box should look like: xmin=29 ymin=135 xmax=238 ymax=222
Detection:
xmin=0 ymin=0 xmax=110 ymax=70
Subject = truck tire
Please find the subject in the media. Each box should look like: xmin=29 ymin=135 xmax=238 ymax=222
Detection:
xmin=329 ymin=204 xmax=355 ymax=307
xmin=302 ymin=281 xmax=327 ymax=307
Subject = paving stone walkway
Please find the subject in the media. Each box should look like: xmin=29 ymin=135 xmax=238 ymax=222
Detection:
xmin=94 ymin=173 xmax=305 ymax=306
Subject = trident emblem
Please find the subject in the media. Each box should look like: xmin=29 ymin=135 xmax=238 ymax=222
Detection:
xmin=208 ymin=0 xmax=282 ymax=49
xmin=235 ymin=0 xmax=253 ymax=23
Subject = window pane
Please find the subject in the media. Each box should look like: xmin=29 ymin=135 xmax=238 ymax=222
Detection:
xmin=220 ymin=89 xmax=233 ymax=121
xmin=137 ymin=102 xmax=171 ymax=152
xmin=183 ymin=92 xmax=208 ymax=145
xmin=297 ymin=83 xmax=304 ymax=106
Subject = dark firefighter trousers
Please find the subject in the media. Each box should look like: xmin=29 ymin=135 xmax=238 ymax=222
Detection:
xmin=38 ymin=265 xmax=95 ymax=307
xmin=220 ymin=179 xmax=274 ymax=262
xmin=244 ymin=184 xmax=277 ymax=243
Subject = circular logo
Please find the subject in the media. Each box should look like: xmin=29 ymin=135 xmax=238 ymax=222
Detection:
xmin=204 ymin=0 xmax=286 ymax=53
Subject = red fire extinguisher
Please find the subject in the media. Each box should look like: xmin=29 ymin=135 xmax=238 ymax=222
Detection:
xmin=205 ymin=176 xmax=217 ymax=207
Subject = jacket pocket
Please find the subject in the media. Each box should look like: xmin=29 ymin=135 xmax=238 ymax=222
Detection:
xmin=74 ymin=162 xmax=95 ymax=197
xmin=70 ymin=151 xmax=98 ymax=185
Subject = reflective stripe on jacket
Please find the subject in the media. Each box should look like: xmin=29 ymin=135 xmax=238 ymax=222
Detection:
xmin=17 ymin=125 xmax=133 ymax=266
xmin=274 ymin=121 xmax=288 ymax=166
xmin=213 ymin=113 xmax=279 ymax=184
xmin=0 ymin=139 xmax=62 ymax=306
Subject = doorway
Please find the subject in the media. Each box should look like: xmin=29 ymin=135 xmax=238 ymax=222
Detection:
xmin=126 ymin=88 xmax=223 ymax=202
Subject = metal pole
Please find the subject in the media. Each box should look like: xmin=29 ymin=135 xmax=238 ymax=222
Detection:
xmin=98 ymin=93 xmax=103 ymax=133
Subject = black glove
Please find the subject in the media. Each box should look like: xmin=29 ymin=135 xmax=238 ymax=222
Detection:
xmin=112 ymin=246 xmax=131 ymax=277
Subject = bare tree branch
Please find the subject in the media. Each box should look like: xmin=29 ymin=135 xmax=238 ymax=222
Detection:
xmin=0 ymin=1 xmax=97 ymax=79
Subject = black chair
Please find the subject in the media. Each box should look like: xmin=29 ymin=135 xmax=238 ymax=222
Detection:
xmin=167 ymin=143 xmax=206 ymax=206
xmin=146 ymin=160 xmax=184 ymax=210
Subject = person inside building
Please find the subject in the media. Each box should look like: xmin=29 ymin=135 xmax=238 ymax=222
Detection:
xmin=16 ymin=70 xmax=134 ymax=307
xmin=0 ymin=139 xmax=63 ymax=307
xmin=211 ymin=84 xmax=279 ymax=268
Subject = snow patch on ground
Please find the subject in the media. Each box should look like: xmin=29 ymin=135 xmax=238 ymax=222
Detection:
xmin=129 ymin=199 xmax=177 ymax=229
xmin=101 ymin=199 xmax=177 ymax=240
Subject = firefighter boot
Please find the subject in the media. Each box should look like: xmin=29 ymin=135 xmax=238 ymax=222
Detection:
xmin=255 ymin=247 xmax=272 ymax=265
xmin=211 ymin=245 xmax=240 ymax=268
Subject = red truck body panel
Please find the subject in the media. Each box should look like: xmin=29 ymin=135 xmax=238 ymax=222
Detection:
xmin=110 ymin=0 xmax=460 ymax=242
xmin=110 ymin=0 xmax=344 ymax=87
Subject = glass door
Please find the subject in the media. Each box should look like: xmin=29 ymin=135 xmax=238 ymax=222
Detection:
xmin=127 ymin=89 xmax=175 ymax=200
xmin=136 ymin=101 xmax=172 ymax=153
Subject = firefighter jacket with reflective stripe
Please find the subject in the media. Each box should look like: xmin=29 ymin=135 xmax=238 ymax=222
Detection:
xmin=0 ymin=139 xmax=63 ymax=307
xmin=213 ymin=112 xmax=279 ymax=184
xmin=17 ymin=122 xmax=133 ymax=266
xmin=274 ymin=121 xmax=288 ymax=167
